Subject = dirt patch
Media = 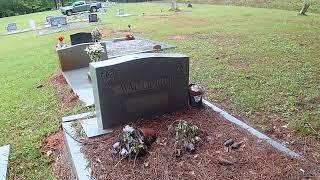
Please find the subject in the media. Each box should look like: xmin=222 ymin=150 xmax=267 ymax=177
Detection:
xmin=82 ymin=107 xmax=320 ymax=180
xmin=172 ymin=18 xmax=211 ymax=28
xmin=143 ymin=15 xmax=172 ymax=20
xmin=227 ymin=57 xmax=250 ymax=70
xmin=192 ymin=32 xmax=233 ymax=46
xmin=42 ymin=129 xmax=74 ymax=180
xmin=168 ymin=35 xmax=188 ymax=41
xmin=49 ymin=73 xmax=80 ymax=111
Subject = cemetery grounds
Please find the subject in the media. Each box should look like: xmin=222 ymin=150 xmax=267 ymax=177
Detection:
xmin=0 ymin=2 xmax=320 ymax=179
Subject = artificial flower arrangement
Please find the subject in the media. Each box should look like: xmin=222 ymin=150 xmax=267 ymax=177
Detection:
xmin=173 ymin=120 xmax=202 ymax=157
xmin=112 ymin=125 xmax=156 ymax=159
xmin=91 ymin=27 xmax=102 ymax=42
xmin=56 ymin=35 xmax=67 ymax=50
xmin=125 ymin=34 xmax=135 ymax=40
xmin=84 ymin=43 xmax=106 ymax=62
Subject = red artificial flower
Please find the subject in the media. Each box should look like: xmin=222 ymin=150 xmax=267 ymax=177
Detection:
xmin=125 ymin=34 xmax=135 ymax=40
xmin=58 ymin=35 xmax=64 ymax=42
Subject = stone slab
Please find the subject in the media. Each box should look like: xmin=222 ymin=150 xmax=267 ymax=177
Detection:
xmin=62 ymin=68 xmax=94 ymax=106
xmin=117 ymin=14 xmax=136 ymax=17
xmin=0 ymin=145 xmax=10 ymax=180
xmin=37 ymin=21 xmax=108 ymax=36
xmin=80 ymin=118 xmax=113 ymax=138
xmin=105 ymin=37 xmax=176 ymax=59
xmin=90 ymin=53 xmax=189 ymax=129
xmin=1 ymin=28 xmax=34 ymax=36
xmin=62 ymin=122 xmax=92 ymax=180
xmin=62 ymin=112 xmax=96 ymax=123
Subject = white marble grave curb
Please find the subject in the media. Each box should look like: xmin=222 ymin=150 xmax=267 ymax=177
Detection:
xmin=63 ymin=122 xmax=92 ymax=180
xmin=0 ymin=145 xmax=10 ymax=180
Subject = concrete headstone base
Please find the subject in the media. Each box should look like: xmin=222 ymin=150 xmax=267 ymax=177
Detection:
xmin=0 ymin=145 xmax=10 ymax=179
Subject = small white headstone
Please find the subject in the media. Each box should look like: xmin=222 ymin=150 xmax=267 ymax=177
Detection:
xmin=117 ymin=9 xmax=125 ymax=16
xmin=29 ymin=20 xmax=36 ymax=30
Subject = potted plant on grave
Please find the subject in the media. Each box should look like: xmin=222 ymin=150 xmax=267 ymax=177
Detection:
xmin=91 ymin=27 xmax=102 ymax=42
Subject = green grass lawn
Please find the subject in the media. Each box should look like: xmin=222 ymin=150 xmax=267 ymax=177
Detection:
xmin=0 ymin=3 xmax=320 ymax=179
xmin=177 ymin=0 xmax=320 ymax=14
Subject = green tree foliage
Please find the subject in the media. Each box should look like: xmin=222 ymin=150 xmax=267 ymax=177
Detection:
xmin=0 ymin=0 xmax=74 ymax=18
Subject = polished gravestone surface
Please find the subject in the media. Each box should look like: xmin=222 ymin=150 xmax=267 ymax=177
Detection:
xmin=90 ymin=53 xmax=189 ymax=129
xmin=89 ymin=14 xmax=98 ymax=23
xmin=50 ymin=16 xmax=67 ymax=27
xmin=7 ymin=23 xmax=17 ymax=32
xmin=70 ymin=32 xmax=93 ymax=45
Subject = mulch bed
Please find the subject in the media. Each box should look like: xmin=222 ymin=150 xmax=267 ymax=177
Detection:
xmin=42 ymin=73 xmax=81 ymax=179
xmin=42 ymin=129 xmax=74 ymax=180
xmin=49 ymin=73 xmax=80 ymax=111
xmin=82 ymin=107 xmax=320 ymax=180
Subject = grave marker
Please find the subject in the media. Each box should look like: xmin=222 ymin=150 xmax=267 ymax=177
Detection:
xmin=50 ymin=16 xmax=67 ymax=27
xmin=89 ymin=14 xmax=98 ymax=23
xmin=6 ymin=23 xmax=17 ymax=32
xmin=70 ymin=32 xmax=93 ymax=45
xmin=90 ymin=53 xmax=189 ymax=129
xmin=117 ymin=9 xmax=125 ymax=16
xmin=46 ymin=16 xmax=54 ymax=23
xmin=29 ymin=20 xmax=36 ymax=30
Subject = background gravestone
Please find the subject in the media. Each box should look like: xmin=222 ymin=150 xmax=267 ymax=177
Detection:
xmin=7 ymin=23 xmax=17 ymax=32
xmin=90 ymin=53 xmax=189 ymax=130
xmin=117 ymin=9 xmax=125 ymax=16
xmin=29 ymin=20 xmax=36 ymax=30
xmin=70 ymin=32 xmax=93 ymax=45
xmin=57 ymin=42 xmax=108 ymax=71
xmin=46 ymin=16 xmax=54 ymax=23
xmin=50 ymin=16 xmax=67 ymax=27
xmin=89 ymin=14 xmax=98 ymax=23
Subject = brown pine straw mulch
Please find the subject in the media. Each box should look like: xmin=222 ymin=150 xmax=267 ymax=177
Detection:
xmin=42 ymin=73 xmax=82 ymax=179
xmin=82 ymin=107 xmax=320 ymax=180
xmin=42 ymin=129 xmax=74 ymax=180
xmin=49 ymin=73 xmax=80 ymax=111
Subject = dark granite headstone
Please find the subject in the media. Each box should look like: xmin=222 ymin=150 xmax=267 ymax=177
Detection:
xmin=89 ymin=14 xmax=98 ymax=23
xmin=90 ymin=53 xmax=189 ymax=130
xmin=50 ymin=16 xmax=67 ymax=27
xmin=7 ymin=23 xmax=17 ymax=32
xmin=70 ymin=32 xmax=93 ymax=45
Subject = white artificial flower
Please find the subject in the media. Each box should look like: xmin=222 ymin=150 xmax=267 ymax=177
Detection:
xmin=120 ymin=148 xmax=128 ymax=156
xmin=123 ymin=125 xmax=135 ymax=133
xmin=84 ymin=43 xmax=106 ymax=62
xmin=112 ymin=142 xmax=120 ymax=149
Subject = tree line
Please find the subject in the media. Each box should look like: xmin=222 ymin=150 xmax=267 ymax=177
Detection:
xmin=0 ymin=0 xmax=74 ymax=18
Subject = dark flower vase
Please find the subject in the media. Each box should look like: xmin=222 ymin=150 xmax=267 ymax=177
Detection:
xmin=188 ymin=84 xmax=204 ymax=108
